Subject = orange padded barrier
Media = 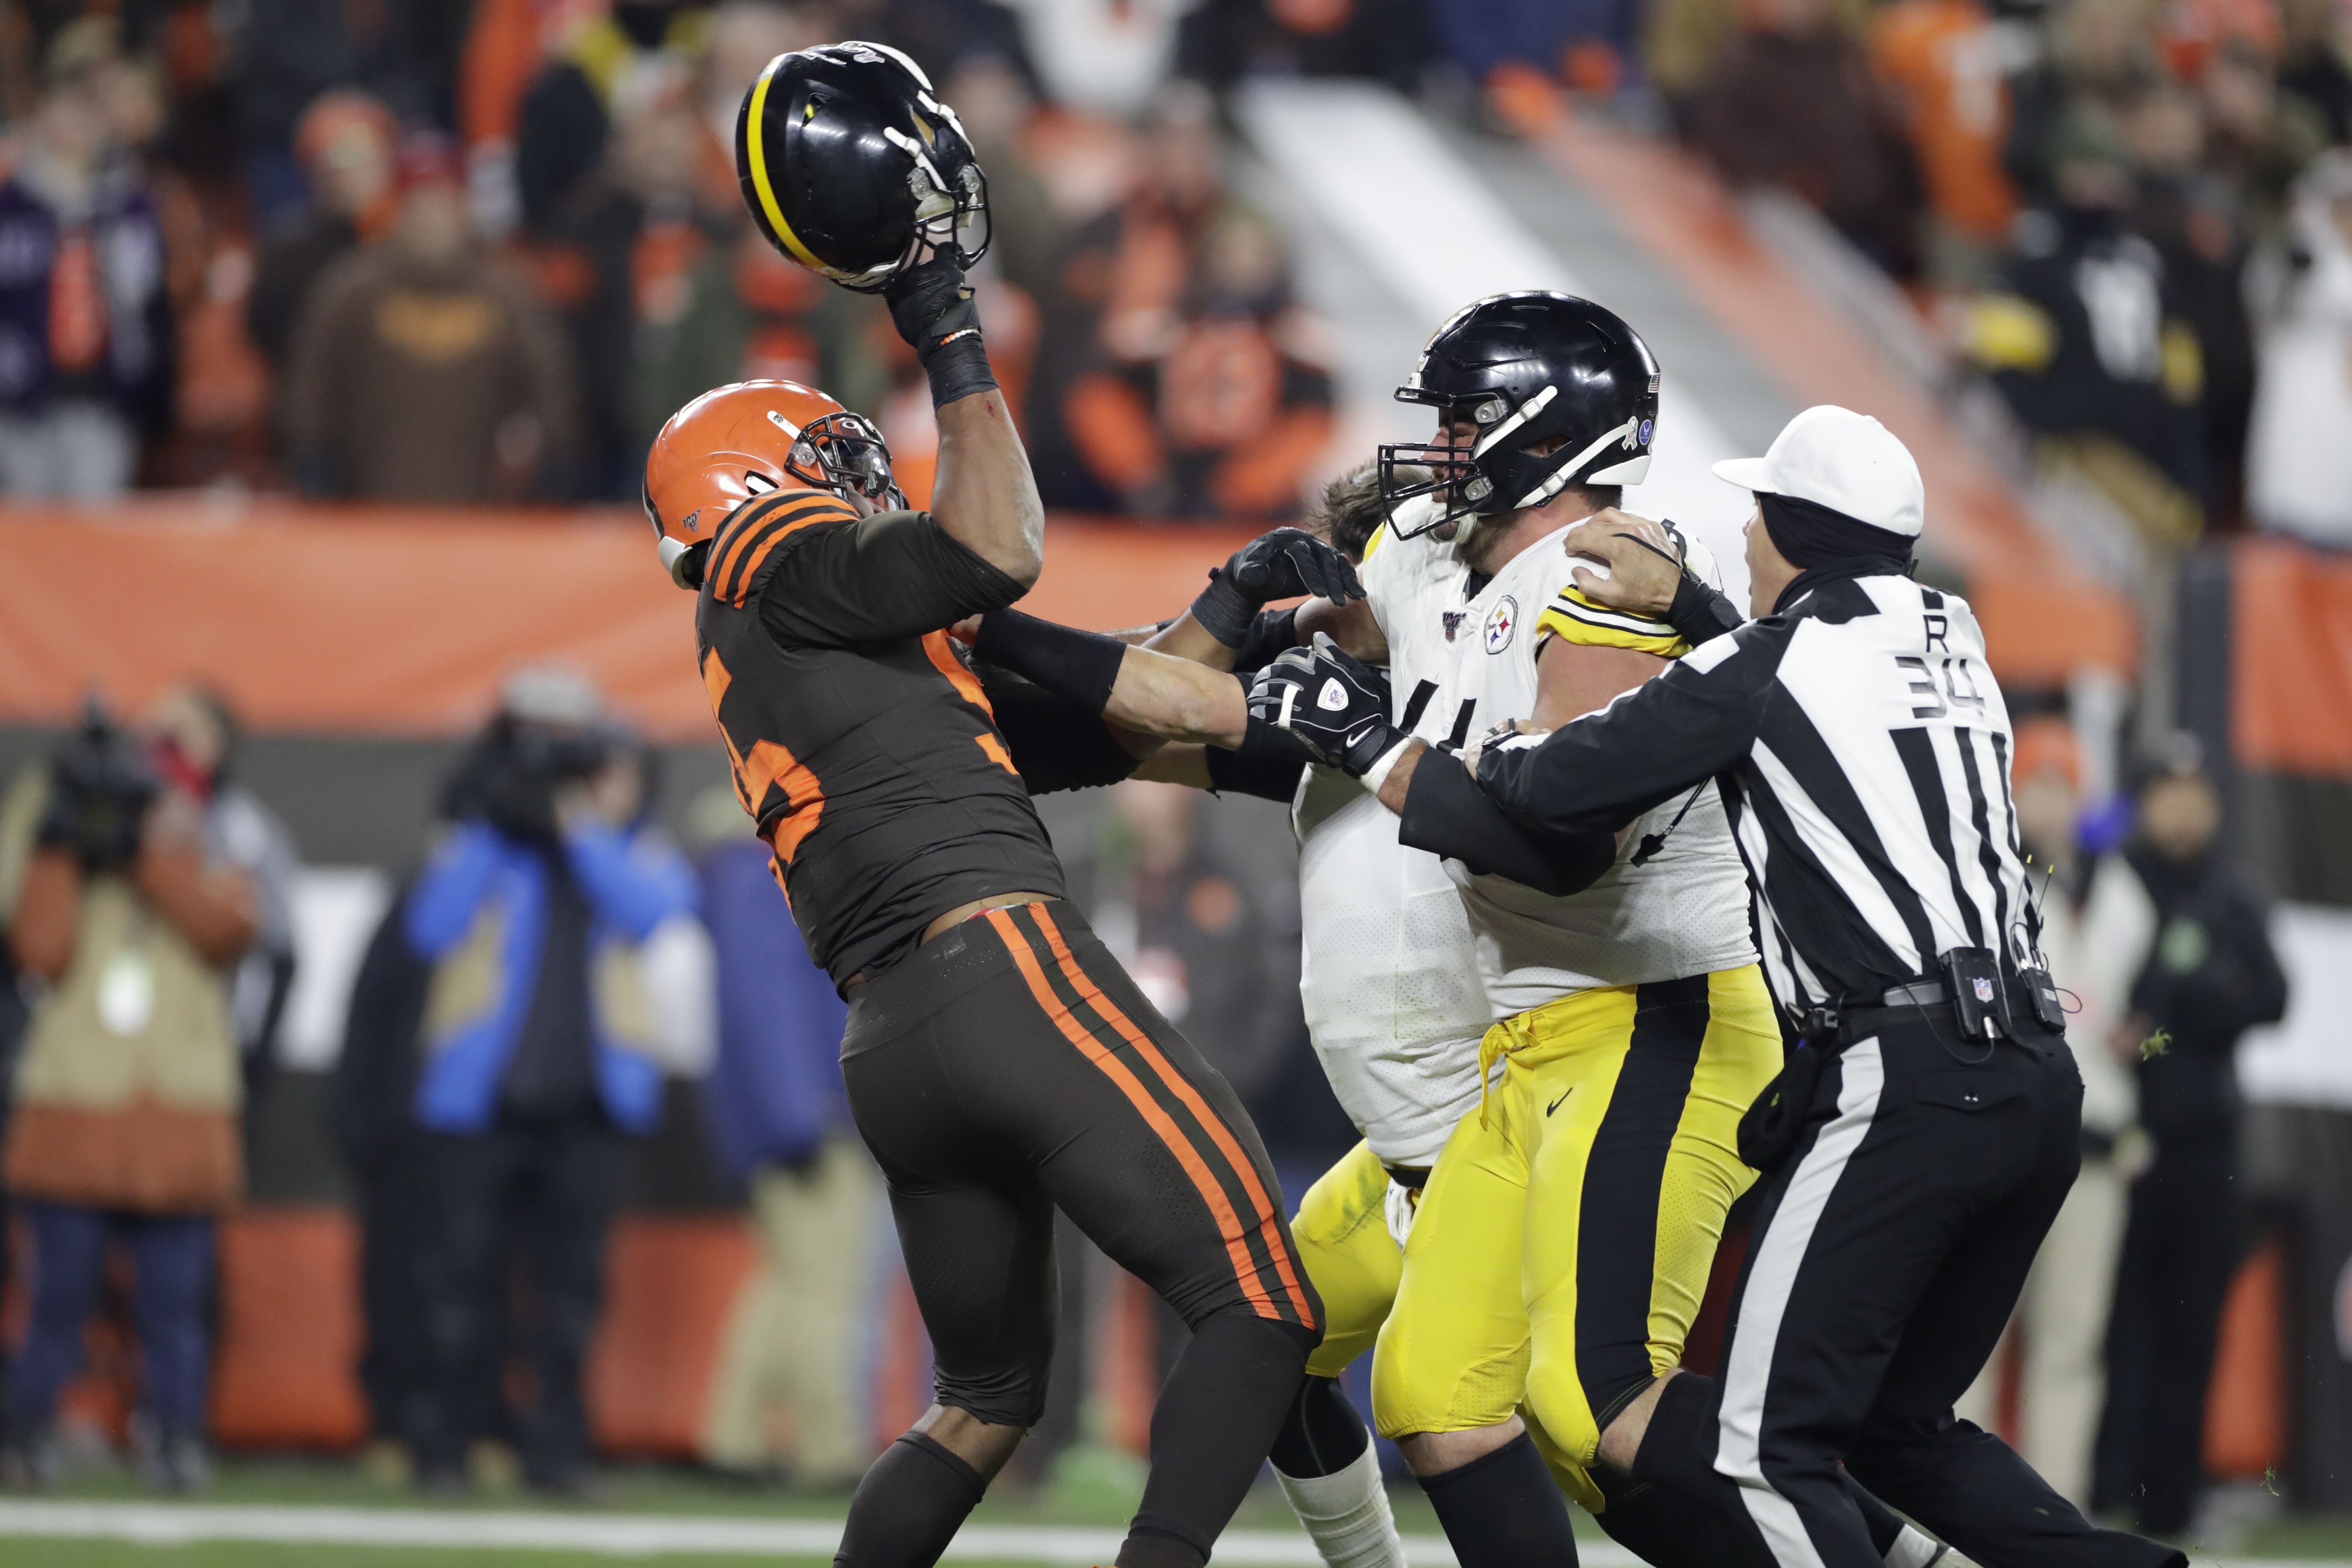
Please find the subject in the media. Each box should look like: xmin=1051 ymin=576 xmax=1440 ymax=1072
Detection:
xmin=1526 ymin=110 xmax=2134 ymax=687
xmin=2205 ymin=1235 xmax=2287 ymax=1480
xmin=156 ymin=1207 xmax=766 ymax=1456
xmin=586 ymin=1213 xmax=759 ymax=1457
xmin=0 ymin=502 xmax=1257 ymax=742
xmin=2232 ymin=536 xmax=2352 ymax=777
xmin=210 ymin=1207 xmax=370 ymax=1449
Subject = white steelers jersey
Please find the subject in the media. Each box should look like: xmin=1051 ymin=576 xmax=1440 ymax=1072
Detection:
xmin=1358 ymin=516 xmax=1757 ymax=1017
xmin=1293 ymin=760 xmax=1490 ymax=1169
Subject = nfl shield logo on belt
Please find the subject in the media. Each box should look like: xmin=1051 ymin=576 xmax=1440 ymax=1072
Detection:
xmin=1972 ymin=977 xmax=1995 ymax=1003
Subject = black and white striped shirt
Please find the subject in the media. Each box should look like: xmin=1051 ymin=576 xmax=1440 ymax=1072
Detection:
xmin=1475 ymin=571 xmax=2031 ymax=1013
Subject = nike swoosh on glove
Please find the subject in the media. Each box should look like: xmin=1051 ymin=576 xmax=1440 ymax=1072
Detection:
xmin=1246 ymin=632 xmax=1401 ymax=777
xmin=1191 ymin=527 xmax=1366 ymax=648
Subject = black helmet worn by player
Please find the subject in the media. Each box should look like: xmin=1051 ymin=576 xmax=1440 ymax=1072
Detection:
xmin=735 ymin=40 xmax=990 ymax=293
xmin=1378 ymin=291 xmax=1660 ymax=538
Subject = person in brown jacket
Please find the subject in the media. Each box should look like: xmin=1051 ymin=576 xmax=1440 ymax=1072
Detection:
xmin=0 ymin=692 xmax=260 ymax=1493
xmin=284 ymin=132 xmax=580 ymax=501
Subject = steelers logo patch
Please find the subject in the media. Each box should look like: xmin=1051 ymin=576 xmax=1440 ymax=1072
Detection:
xmin=1484 ymin=596 xmax=1519 ymax=655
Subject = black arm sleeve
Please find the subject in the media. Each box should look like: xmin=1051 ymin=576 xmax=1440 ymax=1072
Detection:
xmin=1666 ymin=573 xmax=1746 ymax=648
xmin=1479 ymin=623 xmax=1780 ymax=837
xmin=1203 ymin=716 xmax=1313 ymax=802
xmin=1399 ymin=749 xmax=1617 ymax=897
xmin=1231 ymin=606 xmax=1302 ymax=671
xmin=972 ymin=608 xmax=1128 ymax=713
xmin=760 ymin=510 xmax=1027 ymax=647
xmin=974 ymin=665 xmax=1143 ymax=794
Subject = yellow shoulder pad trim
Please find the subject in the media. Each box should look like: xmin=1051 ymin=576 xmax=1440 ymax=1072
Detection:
xmin=1536 ymin=588 xmax=1689 ymax=657
xmin=1360 ymin=521 xmax=1387 ymax=562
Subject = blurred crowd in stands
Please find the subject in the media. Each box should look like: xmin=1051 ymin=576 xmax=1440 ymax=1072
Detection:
xmin=4 ymin=0 xmax=2350 ymax=542
xmin=1647 ymin=0 xmax=2352 ymax=543
xmin=0 ymin=0 xmax=1360 ymax=520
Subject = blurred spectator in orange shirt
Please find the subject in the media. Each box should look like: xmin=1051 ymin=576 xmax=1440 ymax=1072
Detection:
xmin=1687 ymin=0 xmax=1925 ymax=274
xmin=1062 ymin=207 xmax=1334 ymax=521
xmin=284 ymin=133 xmax=579 ymax=501
xmin=1031 ymin=82 xmax=1235 ymax=508
xmin=1869 ymin=0 xmax=2028 ymax=285
xmin=249 ymin=90 xmax=400 ymax=372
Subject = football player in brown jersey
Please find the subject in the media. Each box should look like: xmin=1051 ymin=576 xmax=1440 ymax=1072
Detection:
xmin=638 ymin=40 xmax=1324 ymax=1568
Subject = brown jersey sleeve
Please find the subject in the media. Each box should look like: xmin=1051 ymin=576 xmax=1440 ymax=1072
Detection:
xmin=755 ymin=507 xmax=1029 ymax=647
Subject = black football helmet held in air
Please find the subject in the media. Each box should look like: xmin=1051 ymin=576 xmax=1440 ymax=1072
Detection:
xmin=1378 ymin=292 xmax=1661 ymax=537
xmin=735 ymin=40 xmax=990 ymax=293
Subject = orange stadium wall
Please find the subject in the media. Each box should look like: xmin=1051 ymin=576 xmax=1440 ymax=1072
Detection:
xmin=0 ymin=494 xmax=2121 ymax=731
xmin=0 ymin=504 xmax=1257 ymax=738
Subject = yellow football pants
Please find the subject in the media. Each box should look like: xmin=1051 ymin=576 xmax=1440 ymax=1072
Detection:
xmin=1368 ymin=965 xmax=1781 ymax=1508
xmin=1289 ymin=1144 xmax=1608 ymax=1509
xmin=1293 ymin=1138 xmax=1405 ymax=1381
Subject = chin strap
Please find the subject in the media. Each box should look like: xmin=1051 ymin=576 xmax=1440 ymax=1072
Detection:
xmin=659 ymin=536 xmax=710 ymax=590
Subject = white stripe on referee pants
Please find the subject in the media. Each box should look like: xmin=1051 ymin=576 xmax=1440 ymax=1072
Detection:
xmin=1714 ymin=1038 xmax=1888 ymax=1568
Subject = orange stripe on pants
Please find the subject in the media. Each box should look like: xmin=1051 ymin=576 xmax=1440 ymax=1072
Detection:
xmin=983 ymin=909 xmax=1281 ymax=1322
xmin=1030 ymin=905 xmax=1317 ymax=1328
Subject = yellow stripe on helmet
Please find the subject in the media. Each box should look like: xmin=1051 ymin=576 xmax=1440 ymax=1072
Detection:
xmin=744 ymin=56 xmax=846 ymax=279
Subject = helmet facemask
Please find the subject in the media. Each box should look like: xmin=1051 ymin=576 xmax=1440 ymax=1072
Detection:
xmin=832 ymin=44 xmax=992 ymax=292
xmin=781 ymin=409 xmax=909 ymax=512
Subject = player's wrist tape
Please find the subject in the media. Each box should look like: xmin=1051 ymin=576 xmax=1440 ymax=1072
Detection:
xmin=1359 ymin=738 xmax=1411 ymax=794
xmin=1189 ymin=570 xmax=1260 ymax=648
xmin=888 ymin=262 xmax=999 ymax=409
xmin=972 ymin=609 xmax=1124 ymax=715
xmin=1667 ymin=572 xmax=1743 ymax=645
xmin=920 ymin=327 xmax=998 ymax=409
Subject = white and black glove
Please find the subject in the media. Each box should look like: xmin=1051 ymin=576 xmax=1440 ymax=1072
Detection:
xmin=1190 ymin=528 xmax=1365 ymax=648
xmin=1247 ymin=632 xmax=1401 ymax=778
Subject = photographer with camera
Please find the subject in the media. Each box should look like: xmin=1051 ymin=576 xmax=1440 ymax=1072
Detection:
xmin=404 ymin=669 xmax=696 ymax=1497
xmin=0 ymin=690 xmax=265 ymax=1491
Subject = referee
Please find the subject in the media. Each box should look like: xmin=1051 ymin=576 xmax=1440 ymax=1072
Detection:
xmin=1254 ymin=405 xmax=2182 ymax=1568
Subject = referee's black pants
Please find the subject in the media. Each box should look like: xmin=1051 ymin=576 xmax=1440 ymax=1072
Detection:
xmin=1632 ymin=1015 xmax=2183 ymax=1568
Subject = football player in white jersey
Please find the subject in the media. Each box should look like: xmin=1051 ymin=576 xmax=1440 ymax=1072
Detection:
xmin=1252 ymin=292 xmax=1785 ymax=1568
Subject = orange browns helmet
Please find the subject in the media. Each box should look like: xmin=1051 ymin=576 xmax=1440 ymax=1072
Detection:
xmin=643 ymin=380 xmax=907 ymax=590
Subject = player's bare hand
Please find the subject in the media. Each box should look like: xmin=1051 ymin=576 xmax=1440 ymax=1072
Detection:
xmin=1461 ymin=718 xmax=1550 ymax=778
xmin=948 ymin=614 xmax=984 ymax=645
xmin=1560 ymin=508 xmax=1682 ymax=617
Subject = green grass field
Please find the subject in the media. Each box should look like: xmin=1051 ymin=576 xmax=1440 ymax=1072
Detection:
xmin=0 ymin=1454 xmax=2342 ymax=1568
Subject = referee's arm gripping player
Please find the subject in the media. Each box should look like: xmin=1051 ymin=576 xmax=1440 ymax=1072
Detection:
xmin=1259 ymin=405 xmax=2183 ymax=1568
xmin=662 ymin=44 xmax=1322 ymax=1568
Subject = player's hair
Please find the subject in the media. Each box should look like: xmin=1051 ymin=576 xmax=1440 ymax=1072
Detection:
xmin=1311 ymin=464 xmax=1404 ymax=562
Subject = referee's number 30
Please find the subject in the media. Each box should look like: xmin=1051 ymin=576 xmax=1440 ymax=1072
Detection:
xmin=1897 ymin=613 xmax=1986 ymax=721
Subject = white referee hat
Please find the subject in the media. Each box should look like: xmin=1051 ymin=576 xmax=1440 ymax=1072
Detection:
xmin=1712 ymin=405 xmax=1926 ymax=539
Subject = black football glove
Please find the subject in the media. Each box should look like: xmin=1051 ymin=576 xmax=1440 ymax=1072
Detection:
xmin=1191 ymin=527 xmax=1366 ymax=648
xmin=1246 ymin=633 xmax=1402 ymax=778
xmin=884 ymin=254 xmax=997 ymax=407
